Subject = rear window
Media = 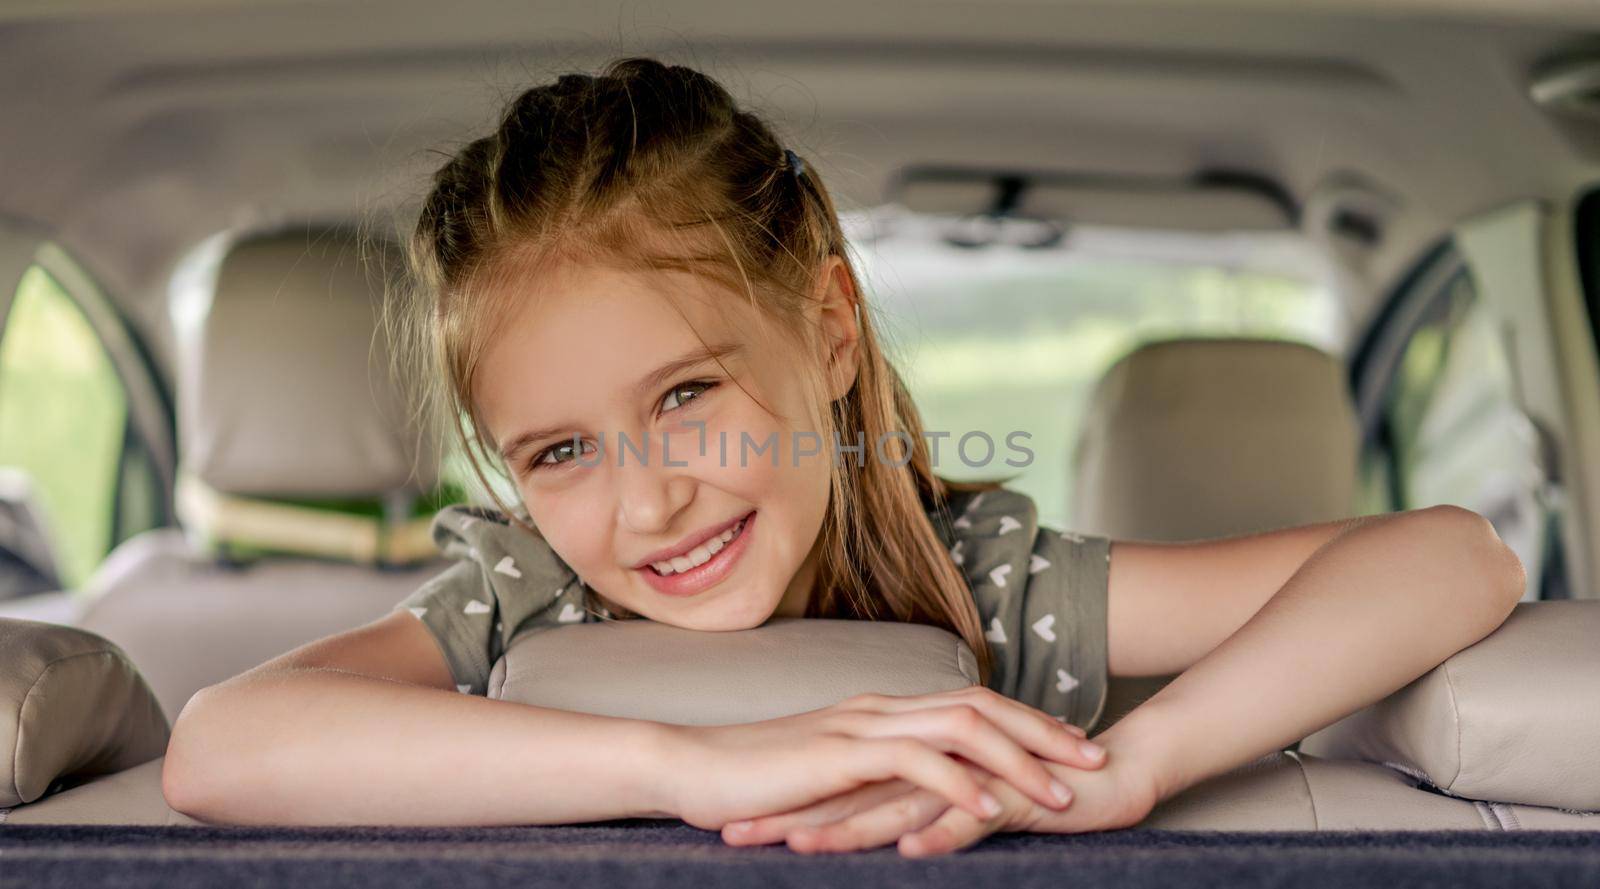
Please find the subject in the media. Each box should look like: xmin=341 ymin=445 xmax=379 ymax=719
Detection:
xmin=847 ymin=207 xmax=1344 ymax=528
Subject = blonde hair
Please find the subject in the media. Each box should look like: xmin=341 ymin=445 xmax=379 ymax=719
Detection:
xmin=391 ymin=56 xmax=1004 ymax=682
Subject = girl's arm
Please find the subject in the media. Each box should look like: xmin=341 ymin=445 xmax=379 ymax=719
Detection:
xmin=724 ymin=504 xmax=1525 ymax=854
xmin=161 ymin=610 xmax=679 ymax=826
xmin=162 ymin=610 xmax=1103 ymax=827
xmin=1097 ymin=503 xmax=1525 ymax=804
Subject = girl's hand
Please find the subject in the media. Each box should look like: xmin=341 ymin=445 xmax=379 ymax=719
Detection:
xmin=721 ymin=741 xmax=1161 ymax=856
xmin=661 ymin=686 xmax=1107 ymax=830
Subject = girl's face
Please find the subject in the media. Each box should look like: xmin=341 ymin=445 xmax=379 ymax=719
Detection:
xmin=474 ymin=257 xmax=860 ymax=630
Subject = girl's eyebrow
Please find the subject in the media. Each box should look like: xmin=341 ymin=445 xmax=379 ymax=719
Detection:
xmin=497 ymin=340 xmax=743 ymax=462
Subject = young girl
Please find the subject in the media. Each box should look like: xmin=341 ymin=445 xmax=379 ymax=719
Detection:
xmin=161 ymin=56 xmax=1526 ymax=857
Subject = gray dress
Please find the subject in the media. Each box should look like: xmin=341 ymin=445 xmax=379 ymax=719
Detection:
xmin=392 ymin=486 xmax=1113 ymax=730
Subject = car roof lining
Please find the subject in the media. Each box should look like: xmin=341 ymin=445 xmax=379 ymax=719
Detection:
xmin=2 ymin=0 xmax=1598 ymax=384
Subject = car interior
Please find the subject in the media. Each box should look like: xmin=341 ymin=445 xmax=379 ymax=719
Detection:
xmin=3 ymin=0 xmax=1600 ymax=882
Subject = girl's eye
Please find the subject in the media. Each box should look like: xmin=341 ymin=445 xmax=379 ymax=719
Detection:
xmin=660 ymin=379 xmax=718 ymax=414
xmin=523 ymin=381 xmax=717 ymax=475
xmin=528 ymin=438 xmax=596 ymax=474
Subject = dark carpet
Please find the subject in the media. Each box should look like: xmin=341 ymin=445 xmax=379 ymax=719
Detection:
xmin=4 ymin=821 xmax=1599 ymax=888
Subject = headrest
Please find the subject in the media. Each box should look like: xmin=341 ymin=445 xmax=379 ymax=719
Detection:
xmin=489 ymin=618 xmax=979 ymax=725
xmin=0 ymin=618 xmax=169 ymax=807
xmin=1071 ymin=337 xmax=1357 ymax=541
xmin=175 ymin=225 xmax=437 ymax=500
xmin=1300 ymin=601 xmax=1600 ymax=813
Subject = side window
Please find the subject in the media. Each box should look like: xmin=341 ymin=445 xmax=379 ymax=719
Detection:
xmin=0 ymin=266 xmax=136 ymax=591
xmin=1366 ymin=262 xmax=1552 ymax=600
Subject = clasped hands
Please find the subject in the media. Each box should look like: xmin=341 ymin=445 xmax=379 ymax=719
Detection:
xmin=687 ymin=686 xmax=1163 ymax=857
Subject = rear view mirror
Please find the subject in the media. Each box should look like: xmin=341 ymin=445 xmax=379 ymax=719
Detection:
xmin=886 ymin=164 xmax=1299 ymax=242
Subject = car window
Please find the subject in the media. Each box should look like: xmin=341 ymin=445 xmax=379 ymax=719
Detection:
xmin=0 ymin=265 xmax=131 ymax=589
xmin=846 ymin=208 xmax=1344 ymax=529
xmin=1366 ymin=260 xmax=1552 ymax=600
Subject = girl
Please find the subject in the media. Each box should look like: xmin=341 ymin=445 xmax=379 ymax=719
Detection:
xmin=161 ymin=56 xmax=1526 ymax=857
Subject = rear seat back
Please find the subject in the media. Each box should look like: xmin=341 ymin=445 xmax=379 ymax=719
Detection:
xmin=78 ymin=225 xmax=452 ymax=719
xmin=1071 ymin=337 xmax=1358 ymax=541
xmin=1070 ymin=337 xmax=1359 ymax=729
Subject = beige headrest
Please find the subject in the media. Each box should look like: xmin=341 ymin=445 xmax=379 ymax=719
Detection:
xmin=1071 ymin=337 xmax=1358 ymax=541
xmin=175 ymin=225 xmax=437 ymax=499
xmin=1 ymin=618 xmax=169 ymax=807
xmin=1300 ymin=601 xmax=1600 ymax=812
xmin=489 ymin=618 xmax=979 ymax=725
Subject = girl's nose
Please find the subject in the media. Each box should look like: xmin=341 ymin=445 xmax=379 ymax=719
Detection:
xmin=614 ymin=441 xmax=695 ymax=535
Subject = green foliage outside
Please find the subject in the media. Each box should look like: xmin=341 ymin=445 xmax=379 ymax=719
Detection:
xmin=0 ymin=267 xmax=127 ymax=589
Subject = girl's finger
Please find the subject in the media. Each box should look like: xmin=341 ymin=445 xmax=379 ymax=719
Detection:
xmin=898 ymin=803 xmax=993 ymax=858
xmin=846 ymin=689 xmax=1104 ymax=770
xmin=788 ymin=788 xmax=949 ymax=854
xmin=852 ymin=737 xmax=1002 ymax=822
xmin=841 ymin=706 xmax=1077 ymax=811
xmin=723 ymin=780 xmax=913 ymax=846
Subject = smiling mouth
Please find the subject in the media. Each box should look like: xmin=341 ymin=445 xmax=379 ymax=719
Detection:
xmin=647 ymin=513 xmax=751 ymax=576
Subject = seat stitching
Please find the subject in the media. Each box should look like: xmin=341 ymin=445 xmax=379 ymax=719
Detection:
xmin=1283 ymin=749 xmax=1319 ymax=830
xmin=1491 ymin=802 xmax=1522 ymax=831
xmin=1440 ymin=657 xmax=1464 ymax=792
xmin=953 ymin=638 xmax=979 ymax=686
xmin=1379 ymin=759 xmax=1434 ymax=787
xmin=1473 ymin=801 xmax=1501 ymax=830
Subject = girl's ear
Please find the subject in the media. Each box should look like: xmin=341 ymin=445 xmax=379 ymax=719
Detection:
xmin=814 ymin=254 xmax=862 ymax=401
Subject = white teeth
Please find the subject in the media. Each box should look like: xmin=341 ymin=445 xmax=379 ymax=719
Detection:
xmin=649 ymin=518 xmax=746 ymax=576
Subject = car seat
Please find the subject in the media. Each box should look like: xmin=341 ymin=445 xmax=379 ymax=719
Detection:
xmin=70 ymin=224 xmax=453 ymax=719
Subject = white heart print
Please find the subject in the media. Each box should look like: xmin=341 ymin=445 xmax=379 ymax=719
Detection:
xmin=463 ymin=599 xmax=491 ymax=615
xmin=1029 ymin=554 xmax=1050 ymax=574
xmin=1056 ymin=669 xmax=1079 ymax=693
xmin=988 ymin=564 xmax=1012 ymax=588
xmin=557 ymin=603 xmax=583 ymax=623
xmin=1032 ymin=613 xmax=1057 ymax=642
xmin=985 ymin=617 xmax=1007 ymax=644
xmin=494 ymin=556 xmax=522 ymax=579
xmin=997 ymin=515 xmax=1022 ymax=535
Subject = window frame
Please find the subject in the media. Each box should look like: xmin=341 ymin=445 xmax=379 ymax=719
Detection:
xmin=1350 ymin=238 xmax=1569 ymax=600
xmin=0 ymin=244 xmax=176 ymax=586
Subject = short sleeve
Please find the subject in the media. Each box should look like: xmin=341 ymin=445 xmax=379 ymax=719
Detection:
xmin=1025 ymin=527 xmax=1112 ymax=731
xmin=935 ymin=488 xmax=1113 ymax=732
xmin=393 ymin=504 xmax=595 ymax=695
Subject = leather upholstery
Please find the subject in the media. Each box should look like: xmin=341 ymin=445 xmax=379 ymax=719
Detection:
xmin=175 ymin=226 xmax=437 ymax=498
xmin=0 ymin=619 xmax=168 ymax=807
xmin=78 ymin=530 xmax=444 ymax=719
xmin=490 ymin=617 xmax=982 ymax=725
xmin=1141 ymin=750 xmax=1597 ymax=831
xmin=4 ymin=758 xmax=199 ymax=826
xmin=7 ymin=617 xmax=1597 ymax=829
xmin=77 ymin=225 xmax=453 ymax=719
xmin=1301 ymin=600 xmax=1600 ymax=812
xmin=10 ymin=750 xmax=1595 ymax=830
xmin=1070 ymin=337 xmax=1358 ymax=542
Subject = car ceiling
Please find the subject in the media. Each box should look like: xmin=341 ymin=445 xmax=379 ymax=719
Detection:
xmin=3 ymin=0 xmax=1600 ymax=384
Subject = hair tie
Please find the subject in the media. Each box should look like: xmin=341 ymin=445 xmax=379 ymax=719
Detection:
xmin=783 ymin=148 xmax=805 ymax=178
